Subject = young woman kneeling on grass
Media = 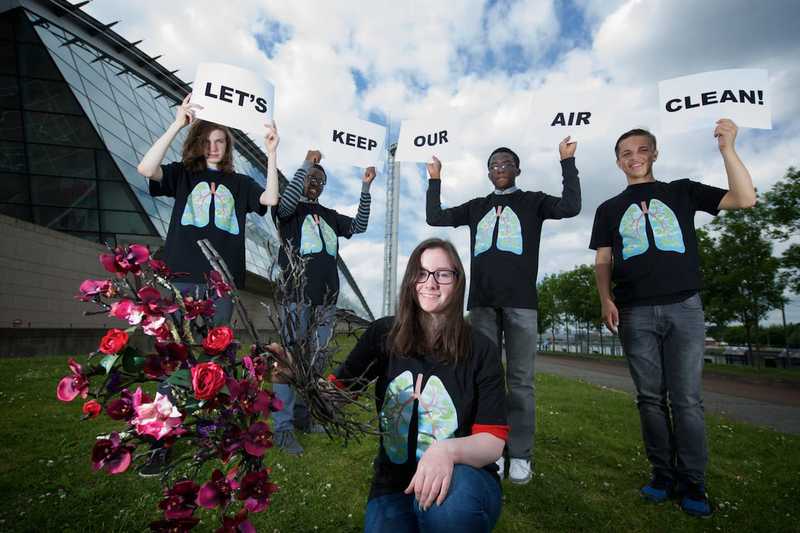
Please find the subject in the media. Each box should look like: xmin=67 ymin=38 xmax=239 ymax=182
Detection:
xmin=278 ymin=238 xmax=508 ymax=532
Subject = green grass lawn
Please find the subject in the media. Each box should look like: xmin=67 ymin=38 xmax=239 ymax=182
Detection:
xmin=1 ymin=339 xmax=798 ymax=532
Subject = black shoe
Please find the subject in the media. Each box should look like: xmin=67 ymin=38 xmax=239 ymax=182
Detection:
xmin=680 ymin=483 xmax=713 ymax=518
xmin=138 ymin=448 xmax=170 ymax=478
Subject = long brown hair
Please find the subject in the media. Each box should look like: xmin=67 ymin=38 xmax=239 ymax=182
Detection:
xmin=387 ymin=238 xmax=471 ymax=363
xmin=181 ymin=120 xmax=235 ymax=173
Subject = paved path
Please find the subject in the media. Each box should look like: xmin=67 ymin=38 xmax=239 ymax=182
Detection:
xmin=536 ymin=354 xmax=800 ymax=435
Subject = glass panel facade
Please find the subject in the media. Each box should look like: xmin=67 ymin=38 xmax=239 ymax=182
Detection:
xmin=0 ymin=7 xmax=372 ymax=318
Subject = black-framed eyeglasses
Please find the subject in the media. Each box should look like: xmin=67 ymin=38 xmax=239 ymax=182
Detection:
xmin=415 ymin=269 xmax=458 ymax=285
xmin=489 ymin=163 xmax=517 ymax=172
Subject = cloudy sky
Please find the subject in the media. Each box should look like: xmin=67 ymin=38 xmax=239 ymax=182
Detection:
xmin=80 ymin=0 xmax=800 ymax=323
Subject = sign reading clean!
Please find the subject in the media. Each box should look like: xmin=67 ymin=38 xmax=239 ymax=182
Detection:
xmin=658 ymin=69 xmax=771 ymax=133
xmin=191 ymin=63 xmax=275 ymax=136
xmin=319 ymin=116 xmax=386 ymax=167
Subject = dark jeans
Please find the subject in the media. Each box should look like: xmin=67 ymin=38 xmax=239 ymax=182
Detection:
xmin=363 ymin=464 xmax=502 ymax=533
xmin=619 ymin=293 xmax=708 ymax=485
xmin=470 ymin=307 xmax=537 ymax=461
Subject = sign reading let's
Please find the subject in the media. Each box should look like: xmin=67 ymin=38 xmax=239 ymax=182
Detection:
xmin=191 ymin=63 xmax=276 ymax=136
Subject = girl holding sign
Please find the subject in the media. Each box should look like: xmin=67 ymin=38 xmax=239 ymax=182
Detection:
xmin=137 ymin=94 xmax=280 ymax=324
xmin=272 ymin=238 xmax=508 ymax=532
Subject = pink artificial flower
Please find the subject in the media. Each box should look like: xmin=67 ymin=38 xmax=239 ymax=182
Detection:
xmin=91 ymin=432 xmax=133 ymax=474
xmin=142 ymin=315 xmax=169 ymax=339
xmin=109 ymin=299 xmax=145 ymax=325
xmin=138 ymin=287 xmax=179 ymax=316
xmin=149 ymin=259 xmax=172 ymax=278
xmin=207 ymin=271 xmax=232 ymax=298
xmin=237 ymin=469 xmax=279 ymax=513
xmin=99 ymin=244 xmax=150 ymax=276
xmin=77 ymin=279 xmax=113 ymax=301
xmin=56 ymin=357 xmax=89 ymax=402
xmin=132 ymin=392 xmax=183 ymax=440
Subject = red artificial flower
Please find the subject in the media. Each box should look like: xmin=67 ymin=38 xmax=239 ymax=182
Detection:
xmin=191 ymin=362 xmax=226 ymax=400
xmin=99 ymin=328 xmax=129 ymax=354
xmin=202 ymin=326 xmax=234 ymax=355
xmin=100 ymin=244 xmax=150 ymax=276
xmin=56 ymin=357 xmax=90 ymax=402
xmin=82 ymin=399 xmax=102 ymax=419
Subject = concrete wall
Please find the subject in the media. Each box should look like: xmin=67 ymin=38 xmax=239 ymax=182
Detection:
xmin=0 ymin=214 xmax=278 ymax=356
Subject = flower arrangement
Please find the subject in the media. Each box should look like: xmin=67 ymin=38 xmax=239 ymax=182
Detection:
xmin=57 ymin=243 xmax=283 ymax=532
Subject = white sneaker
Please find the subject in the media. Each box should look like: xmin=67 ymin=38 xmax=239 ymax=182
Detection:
xmin=496 ymin=457 xmax=505 ymax=480
xmin=509 ymin=458 xmax=532 ymax=485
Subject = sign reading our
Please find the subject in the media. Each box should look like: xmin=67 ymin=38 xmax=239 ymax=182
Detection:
xmin=191 ymin=63 xmax=275 ymax=136
xmin=394 ymin=119 xmax=459 ymax=163
xmin=658 ymin=69 xmax=771 ymax=134
xmin=319 ymin=116 xmax=386 ymax=167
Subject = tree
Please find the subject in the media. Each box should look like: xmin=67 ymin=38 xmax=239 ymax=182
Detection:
xmin=762 ymin=166 xmax=800 ymax=294
xmin=699 ymin=203 xmax=786 ymax=363
xmin=537 ymin=273 xmax=560 ymax=351
xmin=560 ymin=265 xmax=601 ymax=354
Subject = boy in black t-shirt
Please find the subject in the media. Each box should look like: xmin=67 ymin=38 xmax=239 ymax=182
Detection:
xmin=271 ymin=149 xmax=376 ymax=455
xmin=589 ymin=119 xmax=756 ymax=517
xmin=427 ymin=139 xmax=581 ymax=484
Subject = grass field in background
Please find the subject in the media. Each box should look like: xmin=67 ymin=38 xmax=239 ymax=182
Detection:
xmin=1 ymin=337 xmax=797 ymax=532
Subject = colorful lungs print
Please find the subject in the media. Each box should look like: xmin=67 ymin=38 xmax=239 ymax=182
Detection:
xmin=648 ymin=199 xmax=685 ymax=254
xmin=213 ymin=184 xmax=239 ymax=235
xmin=474 ymin=206 xmax=523 ymax=256
xmin=416 ymin=375 xmax=458 ymax=459
xmin=380 ymin=370 xmax=415 ymax=464
xmin=181 ymin=182 xmax=212 ymax=228
xmin=300 ymin=215 xmax=337 ymax=256
xmin=496 ymin=208 xmax=523 ymax=255
xmin=181 ymin=182 xmax=239 ymax=235
xmin=618 ymin=200 xmax=685 ymax=260
xmin=619 ymin=203 xmax=649 ymax=260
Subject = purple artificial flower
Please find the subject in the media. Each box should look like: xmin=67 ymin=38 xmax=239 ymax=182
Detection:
xmin=197 ymin=469 xmax=239 ymax=509
xmin=159 ymin=480 xmax=200 ymax=520
xmin=237 ymin=469 xmax=279 ymax=513
xmin=149 ymin=517 xmax=199 ymax=532
xmin=91 ymin=432 xmax=134 ymax=474
xmin=242 ymin=421 xmax=272 ymax=457
xmin=216 ymin=509 xmax=255 ymax=533
xmin=56 ymin=357 xmax=89 ymax=402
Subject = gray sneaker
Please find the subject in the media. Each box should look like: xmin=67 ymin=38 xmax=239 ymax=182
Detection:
xmin=299 ymin=422 xmax=326 ymax=434
xmin=138 ymin=447 xmax=170 ymax=477
xmin=275 ymin=430 xmax=304 ymax=455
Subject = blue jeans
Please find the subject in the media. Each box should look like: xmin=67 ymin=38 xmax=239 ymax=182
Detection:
xmin=272 ymin=303 xmax=336 ymax=432
xmin=619 ymin=293 xmax=708 ymax=485
xmin=470 ymin=307 xmax=537 ymax=461
xmin=364 ymin=464 xmax=502 ymax=533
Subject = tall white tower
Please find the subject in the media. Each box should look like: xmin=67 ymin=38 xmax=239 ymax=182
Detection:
xmin=382 ymin=144 xmax=400 ymax=316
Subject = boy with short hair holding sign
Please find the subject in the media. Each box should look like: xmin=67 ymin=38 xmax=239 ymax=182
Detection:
xmin=589 ymin=119 xmax=755 ymax=517
xmin=271 ymin=150 xmax=376 ymax=455
xmin=426 ymin=139 xmax=581 ymax=484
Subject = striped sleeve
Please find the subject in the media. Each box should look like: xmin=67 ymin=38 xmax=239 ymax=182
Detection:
xmin=348 ymin=182 xmax=372 ymax=234
xmin=277 ymin=161 xmax=311 ymax=219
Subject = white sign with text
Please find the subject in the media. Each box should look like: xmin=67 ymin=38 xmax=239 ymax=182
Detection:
xmin=527 ymin=89 xmax=607 ymax=148
xmin=658 ymin=69 xmax=771 ymax=133
xmin=191 ymin=63 xmax=275 ymax=136
xmin=394 ymin=119 xmax=460 ymax=163
xmin=318 ymin=116 xmax=386 ymax=168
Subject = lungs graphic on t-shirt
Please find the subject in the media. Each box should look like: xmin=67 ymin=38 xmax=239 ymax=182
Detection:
xmin=300 ymin=214 xmax=337 ymax=257
xmin=619 ymin=199 xmax=685 ymax=260
xmin=474 ymin=206 xmax=523 ymax=256
xmin=380 ymin=370 xmax=458 ymax=464
xmin=181 ymin=182 xmax=239 ymax=235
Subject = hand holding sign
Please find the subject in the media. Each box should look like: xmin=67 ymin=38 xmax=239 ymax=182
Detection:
xmin=305 ymin=150 xmax=322 ymax=164
xmin=426 ymin=156 xmax=442 ymax=179
xmin=363 ymin=166 xmax=377 ymax=185
xmin=264 ymin=120 xmax=279 ymax=155
xmin=558 ymin=136 xmax=577 ymax=160
xmin=714 ymin=118 xmax=738 ymax=153
xmin=174 ymin=94 xmax=203 ymax=129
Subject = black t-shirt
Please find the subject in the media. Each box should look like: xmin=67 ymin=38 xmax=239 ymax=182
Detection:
xmin=273 ymin=202 xmax=354 ymax=305
xmin=589 ymin=179 xmax=727 ymax=307
xmin=149 ymin=162 xmax=267 ymax=287
xmin=334 ymin=317 xmax=508 ymax=500
xmin=426 ymin=158 xmax=581 ymax=310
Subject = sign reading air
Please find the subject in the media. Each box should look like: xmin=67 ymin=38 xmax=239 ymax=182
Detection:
xmin=191 ymin=63 xmax=275 ymax=136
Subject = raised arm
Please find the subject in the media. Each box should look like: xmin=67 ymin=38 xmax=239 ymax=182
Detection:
xmin=539 ymin=136 xmax=581 ymax=219
xmin=594 ymin=246 xmax=618 ymax=333
xmin=260 ymin=120 xmax=280 ymax=206
xmin=277 ymin=150 xmax=320 ymax=218
xmin=137 ymin=94 xmax=200 ymax=181
xmin=715 ymin=119 xmax=757 ymax=210
xmin=425 ymin=156 xmax=471 ymax=227
xmin=348 ymin=166 xmax=376 ymax=234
